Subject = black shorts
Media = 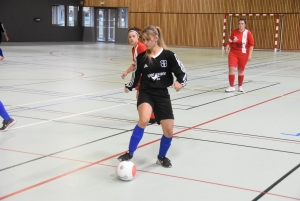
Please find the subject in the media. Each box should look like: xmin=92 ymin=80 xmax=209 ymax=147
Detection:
xmin=137 ymin=88 xmax=174 ymax=123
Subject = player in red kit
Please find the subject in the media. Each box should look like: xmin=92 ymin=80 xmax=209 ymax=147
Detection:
xmin=225 ymin=18 xmax=254 ymax=92
xmin=121 ymin=27 xmax=156 ymax=124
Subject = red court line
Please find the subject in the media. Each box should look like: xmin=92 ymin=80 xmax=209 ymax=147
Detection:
xmin=61 ymin=70 xmax=84 ymax=78
xmin=0 ymin=148 xmax=92 ymax=164
xmin=138 ymin=88 xmax=300 ymax=149
xmin=1 ymin=148 xmax=299 ymax=200
xmin=50 ymin=51 xmax=59 ymax=56
xmin=137 ymin=170 xmax=300 ymax=200
xmin=0 ymin=88 xmax=299 ymax=200
xmin=0 ymin=148 xmax=300 ymax=200
xmin=0 ymin=152 xmax=123 ymax=200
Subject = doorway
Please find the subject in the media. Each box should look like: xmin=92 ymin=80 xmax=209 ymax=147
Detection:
xmin=96 ymin=8 xmax=117 ymax=42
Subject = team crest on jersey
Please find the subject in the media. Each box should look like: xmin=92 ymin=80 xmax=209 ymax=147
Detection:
xmin=233 ymin=36 xmax=238 ymax=42
xmin=160 ymin=60 xmax=167 ymax=68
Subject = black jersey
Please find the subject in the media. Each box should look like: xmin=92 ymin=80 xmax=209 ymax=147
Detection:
xmin=125 ymin=49 xmax=187 ymax=91
xmin=0 ymin=22 xmax=6 ymax=43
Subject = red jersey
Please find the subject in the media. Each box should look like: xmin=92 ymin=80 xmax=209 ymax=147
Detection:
xmin=132 ymin=41 xmax=147 ymax=66
xmin=227 ymin=29 xmax=254 ymax=54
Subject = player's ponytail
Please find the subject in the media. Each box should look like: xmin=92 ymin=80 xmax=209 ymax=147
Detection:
xmin=141 ymin=25 xmax=167 ymax=63
xmin=155 ymin=26 xmax=167 ymax=49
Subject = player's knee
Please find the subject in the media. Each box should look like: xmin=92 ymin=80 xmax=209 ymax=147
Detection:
xmin=137 ymin=118 xmax=149 ymax=128
xmin=163 ymin=127 xmax=173 ymax=138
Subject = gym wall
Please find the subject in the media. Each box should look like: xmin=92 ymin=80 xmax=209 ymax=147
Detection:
xmin=0 ymin=0 xmax=83 ymax=42
xmin=84 ymin=0 xmax=300 ymax=50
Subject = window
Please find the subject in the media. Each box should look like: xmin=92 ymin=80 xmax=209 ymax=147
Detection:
xmin=68 ymin=6 xmax=78 ymax=26
xmin=83 ymin=7 xmax=94 ymax=27
xmin=117 ymin=8 xmax=128 ymax=28
xmin=52 ymin=5 xmax=65 ymax=26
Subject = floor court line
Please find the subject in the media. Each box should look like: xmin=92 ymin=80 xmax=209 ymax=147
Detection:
xmin=252 ymin=163 xmax=300 ymax=201
xmin=0 ymin=129 xmax=131 ymax=172
xmin=188 ymin=83 xmax=280 ymax=109
xmin=0 ymin=148 xmax=299 ymax=201
xmin=171 ymin=135 xmax=300 ymax=155
xmin=8 ymin=91 xmax=126 ymax=114
xmin=2 ymin=114 xmax=299 ymax=172
xmin=4 ymin=77 xmax=299 ymax=132
xmin=3 ymin=59 xmax=299 ymax=111
xmin=4 ymin=88 xmax=124 ymax=109
xmin=193 ymin=64 xmax=300 ymax=90
xmin=181 ymin=53 xmax=299 ymax=70
xmin=187 ymin=128 xmax=300 ymax=143
xmin=2 ymin=123 xmax=299 ymax=172
xmin=9 ymin=102 xmax=133 ymax=131
xmin=1 ymin=88 xmax=299 ymax=200
xmin=3 ymin=63 xmax=299 ymax=117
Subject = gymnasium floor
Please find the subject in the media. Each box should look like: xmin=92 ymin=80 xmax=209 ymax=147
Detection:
xmin=0 ymin=42 xmax=299 ymax=201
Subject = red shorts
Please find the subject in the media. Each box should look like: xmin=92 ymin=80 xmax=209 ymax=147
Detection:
xmin=228 ymin=51 xmax=249 ymax=71
xmin=135 ymin=75 xmax=142 ymax=90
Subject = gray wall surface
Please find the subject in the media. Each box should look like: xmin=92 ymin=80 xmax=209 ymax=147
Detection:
xmin=115 ymin=28 xmax=128 ymax=44
xmin=0 ymin=0 xmax=83 ymax=42
xmin=82 ymin=27 xmax=96 ymax=42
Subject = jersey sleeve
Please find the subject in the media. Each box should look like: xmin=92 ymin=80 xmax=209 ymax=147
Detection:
xmin=137 ymin=43 xmax=147 ymax=54
xmin=0 ymin=23 xmax=6 ymax=33
xmin=227 ymin=31 xmax=234 ymax=46
xmin=132 ymin=43 xmax=146 ymax=66
xmin=168 ymin=51 xmax=187 ymax=87
xmin=125 ymin=54 xmax=143 ymax=91
xmin=248 ymin=31 xmax=254 ymax=47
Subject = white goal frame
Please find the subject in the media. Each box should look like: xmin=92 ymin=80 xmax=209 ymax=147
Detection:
xmin=222 ymin=14 xmax=281 ymax=52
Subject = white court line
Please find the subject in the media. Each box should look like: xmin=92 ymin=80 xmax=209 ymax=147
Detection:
xmin=10 ymin=64 xmax=300 ymax=131
xmin=5 ymin=88 xmax=123 ymax=109
xmin=4 ymin=50 xmax=296 ymax=108
xmin=10 ymin=102 xmax=133 ymax=130
xmin=189 ymin=58 xmax=298 ymax=80
xmin=190 ymin=64 xmax=300 ymax=90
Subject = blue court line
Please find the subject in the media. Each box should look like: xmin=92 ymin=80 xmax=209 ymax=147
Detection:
xmin=8 ymin=91 xmax=127 ymax=114
xmin=281 ymin=133 xmax=300 ymax=137
xmin=188 ymin=58 xmax=294 ymax=81
xmin=5 ymin=56 xmax=299 ymax=114
xmin=188 ymin=62 xmax=269 ymax=81
xmin=0 ymin=87 xmax=77 ymax=97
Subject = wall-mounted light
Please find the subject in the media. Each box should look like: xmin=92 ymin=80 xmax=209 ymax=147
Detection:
xmin=34 ymin=18 xmax=41 ymax=22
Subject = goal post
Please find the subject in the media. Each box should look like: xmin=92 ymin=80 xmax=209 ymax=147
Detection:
xmin=222 ymin=13 xmax=281 ymax=52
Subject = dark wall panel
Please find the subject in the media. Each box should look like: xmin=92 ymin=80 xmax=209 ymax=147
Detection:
xmin=0 ymin=0 xmax=83 ymax=42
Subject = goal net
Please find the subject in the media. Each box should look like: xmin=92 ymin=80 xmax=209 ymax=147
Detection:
xmin=222 ymin=14 xmax=281 ymax=51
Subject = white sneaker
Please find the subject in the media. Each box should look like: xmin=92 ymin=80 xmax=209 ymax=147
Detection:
xmin=225 ymin=86 xmax=235 ymax=92
xmin=238 ymin=86 xmax=244 ymax=92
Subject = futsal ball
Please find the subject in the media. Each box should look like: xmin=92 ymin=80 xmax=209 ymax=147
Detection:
xmin=116 ymin=161 xmax=136 ymax=181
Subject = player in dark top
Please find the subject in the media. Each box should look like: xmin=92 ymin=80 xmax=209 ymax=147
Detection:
xmin=0 ymin=101 xmax=17 ymax=131
xmin=118 ymin=25 xmax=187 ymax=168
xmin=0 ymin=22 xmax=9 ymax=60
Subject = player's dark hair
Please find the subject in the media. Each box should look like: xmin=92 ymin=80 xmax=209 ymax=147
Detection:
xmin=128 ymin=27 xmax=141 ymax=34
xmin=239 ymin=18 xmax=247 ymax=24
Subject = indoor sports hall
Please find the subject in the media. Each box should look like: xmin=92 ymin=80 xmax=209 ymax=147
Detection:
xmin=0 ymin=0 xmax=299 ymax=201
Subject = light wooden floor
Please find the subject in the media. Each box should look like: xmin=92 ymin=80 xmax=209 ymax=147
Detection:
xmin=0 ymin=42 xmax=299 ymax=201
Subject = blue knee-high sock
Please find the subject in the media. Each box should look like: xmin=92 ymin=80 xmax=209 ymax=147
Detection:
xmin=128 ymin=125 xmax=144 ymax=156
xmin=0 ymin=48 xmax=3 ymax=57
xmin=0 ymin=101 xmax=10 ymax=121
xmin=158 ymin=135 xmax=172 ymax=158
